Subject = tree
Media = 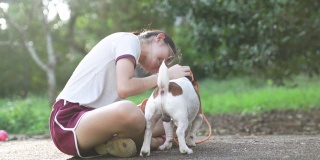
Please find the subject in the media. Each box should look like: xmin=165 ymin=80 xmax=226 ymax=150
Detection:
xmin=146 ymin=0 xmax=320 ymax=84
xmin=0 ymin=0 xmax=176 ymax=99
xmin=1 ymin=0 xmax=57 ymax=104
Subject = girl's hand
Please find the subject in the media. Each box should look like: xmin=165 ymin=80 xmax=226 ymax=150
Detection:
xmin=168 ymin=64 xmax=191 ymax=80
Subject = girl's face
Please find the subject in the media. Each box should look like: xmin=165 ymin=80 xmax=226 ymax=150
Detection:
xmin=141 ymin=34 xmax=174 ymax=73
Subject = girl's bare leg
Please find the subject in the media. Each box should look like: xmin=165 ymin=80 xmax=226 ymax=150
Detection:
xmin=75 ymin=100 xmax=165 ymax=153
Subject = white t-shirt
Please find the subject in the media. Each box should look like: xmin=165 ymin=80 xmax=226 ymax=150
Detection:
xmin=57 ymin=32 xmax=141 ymax=108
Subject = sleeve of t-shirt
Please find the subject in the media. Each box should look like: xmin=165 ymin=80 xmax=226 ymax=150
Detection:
xmin=114 ymin=34 xmax=141 ymax=68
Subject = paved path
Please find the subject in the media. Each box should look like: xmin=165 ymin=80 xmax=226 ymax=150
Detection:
xmin=1 ymin=135 xmax=319 ymax=160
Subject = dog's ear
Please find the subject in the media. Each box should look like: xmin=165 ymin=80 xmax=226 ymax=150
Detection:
xmin=139 ymin=98 xmax=149 ymax=113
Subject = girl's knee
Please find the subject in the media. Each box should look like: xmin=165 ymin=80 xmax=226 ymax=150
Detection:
xmin=117 ymin=100 xmax=145 ymax=130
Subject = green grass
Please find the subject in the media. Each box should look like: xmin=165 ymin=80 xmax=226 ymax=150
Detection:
xmin=199 ymin=75 xmax=320 ymax=114
xmin=0 ymin=75 xmax=319 ymax=134
xmin=128 ymin=75 xmax=320 ymax=114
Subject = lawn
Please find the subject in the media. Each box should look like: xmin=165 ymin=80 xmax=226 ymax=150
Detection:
xmin=0 ymin=75 xmax=319 ymax=134
xmin=127 ymin=75 xmax=320 ymax=114
xmin=198 ymin=76 xmax=320 ymax=114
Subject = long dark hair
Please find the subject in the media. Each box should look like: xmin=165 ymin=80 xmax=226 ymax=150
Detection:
xmin=132 ymin=30 xmax=181 ymax=64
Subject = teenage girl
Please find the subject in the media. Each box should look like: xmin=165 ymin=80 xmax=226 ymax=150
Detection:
xmin=50 ymin=30 xmax=191 ymax=158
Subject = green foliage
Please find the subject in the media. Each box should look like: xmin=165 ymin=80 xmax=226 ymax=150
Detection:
xmin=67 ymin=0 xmax=175 ymax=49
xmin=0 ymin=0 xmax=176 ymax=98
xmin=1 ymin=0 xmax=320 ymax=99
xmin=150 ymin=0 xmax=320 ymax=83
xmin=0 ymin=95 xmax=51 ymax=134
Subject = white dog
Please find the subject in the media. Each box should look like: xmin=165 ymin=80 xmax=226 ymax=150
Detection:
xmin=140 ymin=61 xmax=203 ymax=157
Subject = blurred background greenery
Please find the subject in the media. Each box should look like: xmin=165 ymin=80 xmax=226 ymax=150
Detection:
xmin=0 ymin=0 xmax=319 ymax=134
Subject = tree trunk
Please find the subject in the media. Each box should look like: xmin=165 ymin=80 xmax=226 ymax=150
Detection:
xmin=47 ymin=69 xmax=57 ymax=106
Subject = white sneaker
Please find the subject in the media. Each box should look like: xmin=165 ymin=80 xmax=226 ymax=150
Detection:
xmin=95 ymin=138 xmax=137 ymax=158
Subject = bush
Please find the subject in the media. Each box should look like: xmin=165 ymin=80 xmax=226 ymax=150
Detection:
xmin=149 ymin=0 xmax=320 ymax=83
xmin=0 ymin=96 xmax=50 ymax=134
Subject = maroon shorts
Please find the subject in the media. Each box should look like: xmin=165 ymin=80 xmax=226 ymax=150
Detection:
xmin=49 ymin=99 xmax=100 ymax=158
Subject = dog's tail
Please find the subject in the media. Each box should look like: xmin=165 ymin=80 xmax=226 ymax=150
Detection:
xmin=157 ymin=61 xmax=171 ymax=122
xmin=157 ymin=61 xmax=169 ymax=93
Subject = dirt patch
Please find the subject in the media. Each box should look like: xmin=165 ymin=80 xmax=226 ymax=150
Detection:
xmin=199 ymin=108 xmax=320 ymax=136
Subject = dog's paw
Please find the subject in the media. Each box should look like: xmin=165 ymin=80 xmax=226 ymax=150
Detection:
xmin=158 ymin=145 xmax=166 ymax=150
xmin=140 ymin=150 xmax=150 ymax=157
xmin=180 ymin=147 xmax=193 ymax=154
xmin=158 ymin=141 xmax=172 ymax=150
xmin=140 ymin=147 xmax=151 ymax=157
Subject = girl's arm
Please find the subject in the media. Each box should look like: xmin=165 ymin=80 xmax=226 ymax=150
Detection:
xmin=116 ymin=58 xmax=157 ymax=99
xmin=116 ymin=58 xmax=191 ymax=99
